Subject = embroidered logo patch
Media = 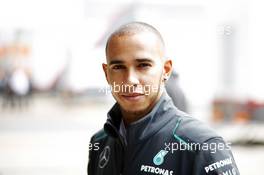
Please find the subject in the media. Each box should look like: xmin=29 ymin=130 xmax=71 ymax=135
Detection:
xmin=153 ymin=150 xmax=168 ymax=166
xmin=98 ymin=146 xmax=110 ymax=168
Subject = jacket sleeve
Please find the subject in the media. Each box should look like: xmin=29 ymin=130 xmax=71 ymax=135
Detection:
xmin=192 ymin=137 xmax=240 ymax=175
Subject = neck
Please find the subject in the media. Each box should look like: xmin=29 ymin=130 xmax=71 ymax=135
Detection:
xmin=121 ymin=91 xmax=163 ymax=126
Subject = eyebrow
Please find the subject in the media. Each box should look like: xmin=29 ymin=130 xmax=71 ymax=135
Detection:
xmin=109 ymin=58 xmax=154 ymax=65
xmin=135 ymin=58 xmax=154 ymax=63
xmin=109 ymin=60 xmax=124 ymax=65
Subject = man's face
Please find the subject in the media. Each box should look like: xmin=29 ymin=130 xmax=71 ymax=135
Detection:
xmin=103 ymin=32 xmax=171 ymax=114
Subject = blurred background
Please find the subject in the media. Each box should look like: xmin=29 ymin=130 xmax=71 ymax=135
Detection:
xmin=0 ymin=0 xmax=263 ymax=174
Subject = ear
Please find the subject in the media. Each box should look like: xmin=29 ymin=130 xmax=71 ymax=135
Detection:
xmin=162 ymin=59 xmax=173 ymax=82
xmin=102 ymin=63 xmax=109 ymax=84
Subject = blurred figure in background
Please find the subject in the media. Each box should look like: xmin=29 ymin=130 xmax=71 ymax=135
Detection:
xmin=165 ymin=69 xmax=188 ymax=112
xmin=0 ymin=30 xmax=32 ymax=110
xmin=1 ymin=67 xmax=31 ymax=109
xmin=9 ymin=67 xmax=31 ymax=108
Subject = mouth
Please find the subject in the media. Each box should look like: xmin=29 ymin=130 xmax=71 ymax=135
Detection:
xmin=120 ymin=93 xmax=145 ymax=101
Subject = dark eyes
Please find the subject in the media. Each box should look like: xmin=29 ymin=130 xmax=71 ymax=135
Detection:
xmin=112 ymin=63 xmax=152 ymax=70
xmin=137 ymin=63 xmax=152 ymax=68
xmin=112 ymin=65 xmax=126 ymax=70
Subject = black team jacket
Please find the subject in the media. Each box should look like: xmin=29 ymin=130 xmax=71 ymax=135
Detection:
xmin=88 ymin=93 xmax=240 ymax=175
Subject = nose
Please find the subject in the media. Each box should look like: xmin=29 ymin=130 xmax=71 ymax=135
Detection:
xmin=126 ymin=68 xmax=140 ymax=86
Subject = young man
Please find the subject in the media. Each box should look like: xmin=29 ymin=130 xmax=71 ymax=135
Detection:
xmin=88 ymin=22 xmax=240 ymax=175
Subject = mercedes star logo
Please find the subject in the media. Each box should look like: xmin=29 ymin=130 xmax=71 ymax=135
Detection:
xmin=98 ymin=146 xmax=110 ymax=168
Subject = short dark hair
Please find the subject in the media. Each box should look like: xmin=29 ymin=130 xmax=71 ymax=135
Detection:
xmin=105 ymin=21 xmax=165 ymax=55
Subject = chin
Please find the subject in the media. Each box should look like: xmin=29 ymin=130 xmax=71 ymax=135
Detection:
xmin=121 ymin=103 xmax=149 ymax=113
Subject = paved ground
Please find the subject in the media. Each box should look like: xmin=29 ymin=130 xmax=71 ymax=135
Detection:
xmin=0 ymin=95 xmax=109 ymax=175
xmin=0 ymin=95 xmax=262 ymax=175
